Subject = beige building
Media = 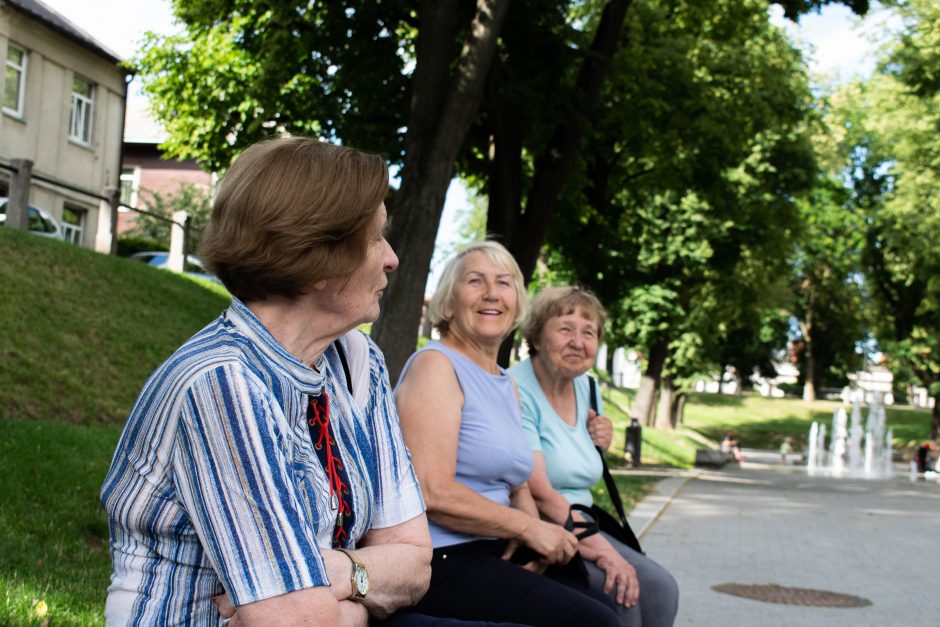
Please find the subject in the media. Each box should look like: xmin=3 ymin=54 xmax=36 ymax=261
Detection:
xmin=0 ymin=0 xmax=128 ymax=251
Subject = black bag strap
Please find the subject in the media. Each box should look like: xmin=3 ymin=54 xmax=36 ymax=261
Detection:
xmin=566 ymin=504 xmax=600 ymax=541
xmin=589 ymin=377 xmax=643 ymax=552
xmin=333 ymin=338 xmax=353 ymax=394
xmin=589 ymin=376 xmax=643 ymax=553
xmin=588 ymin=376 xmax=628 ymax=528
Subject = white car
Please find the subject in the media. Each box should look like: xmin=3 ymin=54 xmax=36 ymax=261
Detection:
xmin=0 ymin=197 xmax=63 ymax=239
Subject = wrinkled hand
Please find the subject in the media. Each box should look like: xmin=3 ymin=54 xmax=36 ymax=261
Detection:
xmin=596 ymin=553 xmax=640 ymax=607
xmin=213 ymin=593 xmax=239 ymax=624
xmin=587 ymin=410 xmax=613 ymax=451
xmin=500 ymin=540 xmax=548 ymax=574
xmin=518 ymin=519 xmax=579 ymax=565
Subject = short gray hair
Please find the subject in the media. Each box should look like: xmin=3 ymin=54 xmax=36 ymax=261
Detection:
xmin=427 ymin=241 xmax=528 ymax=336
xmin=521 ymin=286 xmax=606 ymax=356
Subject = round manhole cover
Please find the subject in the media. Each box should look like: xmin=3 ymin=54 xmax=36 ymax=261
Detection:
xmin=712 ymin=583 xmax=872 ymax=608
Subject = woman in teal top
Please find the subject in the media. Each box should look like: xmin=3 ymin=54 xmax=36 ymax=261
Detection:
xmin=510 ymin=286 xmax=679 ymax=627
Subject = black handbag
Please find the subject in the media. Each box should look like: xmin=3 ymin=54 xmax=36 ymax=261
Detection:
xmin=588 ymin=376 xmax=644 ymax=554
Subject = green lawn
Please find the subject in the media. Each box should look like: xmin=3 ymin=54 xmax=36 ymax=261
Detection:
xmin=1 ymin=230 xmax=229 ymax=626
xmin=591 ymin=476 xmax=657 ymax=514
xmin=0 ymin=420 xmax=121 ymax=626
xmin=0 ymin=228 xmax=230 ymax=427
xmin=596 ymin=383 xmax=934 ymax=467
xmin=681 ymin=392 xmax=933 ymax=452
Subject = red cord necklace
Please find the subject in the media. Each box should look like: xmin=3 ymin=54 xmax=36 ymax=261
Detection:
xmin=308 ymin=390 xmax=354 ymax=547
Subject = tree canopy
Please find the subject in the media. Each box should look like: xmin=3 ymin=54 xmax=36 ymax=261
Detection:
xmin=134 ymin=0 xmax=878 ymax=392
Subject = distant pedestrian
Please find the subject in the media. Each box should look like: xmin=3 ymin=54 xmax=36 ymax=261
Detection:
xmin=721 ymin=430 xmax=743 ymax=462
xmin=780 ymin=437 xmax=793 ymax=466
xmin=914 ymin=442 xmax=936 ymax=473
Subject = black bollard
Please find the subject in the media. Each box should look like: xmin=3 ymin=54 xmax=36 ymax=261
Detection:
xmin=625 ymin=418 xmax=642 ymax=468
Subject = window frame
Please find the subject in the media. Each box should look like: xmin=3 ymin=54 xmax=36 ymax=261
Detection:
xmin=68 ymin=75 xmax=94 ymax=146
xmin=119 ymin=166 xmax=139 ymax=208
xmin=3 ymin=42 xmax=28 ymax=118
xmin=61 ymin=205 xmax=86 ymax=245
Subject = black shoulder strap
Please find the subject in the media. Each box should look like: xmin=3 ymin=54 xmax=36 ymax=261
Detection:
xmin=589 ymin=376 xmax=628 ymax=527
xmin=333 ymin=338 xmax=353 ymax=395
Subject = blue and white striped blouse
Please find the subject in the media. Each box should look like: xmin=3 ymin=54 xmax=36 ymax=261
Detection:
xmin=101 ymin=297 xmax=424 ymax=626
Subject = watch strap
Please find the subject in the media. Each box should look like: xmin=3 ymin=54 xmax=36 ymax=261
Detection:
xmin=336 ymin=548 xmax=367 ymax=600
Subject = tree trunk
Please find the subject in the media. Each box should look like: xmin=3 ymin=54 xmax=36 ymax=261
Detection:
xmin=371 ymin=0 xmax=511 ymax=383
xmin=735 ymin=372 xmax=745 ymax=396
xmin=799 ymin=288 xmax=816 ymax=403
xmin=633 ymin=339 xmax=668 ymax=427
xmin=673 ymin=392 xmax=687 ymax=428
xmin=485 ymin=72 xmax=524 ymax=244
xmin=802 ymin=352 xmax=816 ymax=402
xmin=506 ymin=0 xmax=634 ymax=282
xmin=655 ymin=377 xmax=675 ymax=430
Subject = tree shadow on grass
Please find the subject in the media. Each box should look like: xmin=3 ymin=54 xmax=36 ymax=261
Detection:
xmin=688 ymin=392 xmax=746 ymax=407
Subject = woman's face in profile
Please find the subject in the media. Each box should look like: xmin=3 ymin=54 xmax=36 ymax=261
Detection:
xmin=320 ymin=203 xmax=398 ymax=326
xmin=535 ymin=306 xmax=599 ymax=380
xmin=446 ymin=251 xmax=518 ymax=345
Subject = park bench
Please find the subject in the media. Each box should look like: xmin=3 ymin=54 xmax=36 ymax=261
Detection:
xmin=694 ymin=448 xmax=736 ymax=468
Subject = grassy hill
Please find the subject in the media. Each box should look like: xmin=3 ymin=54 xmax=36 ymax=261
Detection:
xmin=0 ymin=228 xmax=230 ymax=426
xmin=1 ymin=229 xmax=230 ymax=626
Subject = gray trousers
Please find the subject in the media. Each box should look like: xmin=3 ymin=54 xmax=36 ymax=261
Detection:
xmin=584 ymin=531 xmax=679 ymax=627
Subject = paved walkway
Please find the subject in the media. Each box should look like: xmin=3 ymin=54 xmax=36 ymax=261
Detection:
xmin=629 ymin=450 xmax=940 ymax=627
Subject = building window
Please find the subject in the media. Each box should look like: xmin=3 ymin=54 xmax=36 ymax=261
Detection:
xmin=119 ymin=167 xmax=139 ymax=207
xmin=69 ymin=76 xmax=94 ymax=145
xmin=62 ymin=206 xmax=86 ymax=245
xmin=3 ymin=43 xmax=27 ymax=117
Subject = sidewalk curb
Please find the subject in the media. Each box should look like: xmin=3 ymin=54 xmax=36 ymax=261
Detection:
xmin=627 ymin=471 xmax=701 ymax=539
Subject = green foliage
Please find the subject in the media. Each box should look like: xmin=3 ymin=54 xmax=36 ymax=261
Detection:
xmin=822 ymin=0 xmax=940 ymax=432
xmin=546 ymin=0 xmax=817 ymax=389
xmin=0 ymin=228 xmax=230 ymax=425
xmin=135 ymin=1 xmax=415 ymax=171
xmin=115 ymin=235 xmax=165 ymax=257
xmin=0 ymin=420 xmax=121 ymax=626
xmin=125 ymin=183 xmax=213 ymax=253
xmin=882 ymin=0 xmax=940 ymax=98
xmin=788 ymin=175 xmax=868 ymax=389
xmin=774 ymin=0 xmax=869 ymax=20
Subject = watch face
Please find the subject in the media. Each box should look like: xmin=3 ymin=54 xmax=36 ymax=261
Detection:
xmin=354 ymin=567 xmax=369 ymax=596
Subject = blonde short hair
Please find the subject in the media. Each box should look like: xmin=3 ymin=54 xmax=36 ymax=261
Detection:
xmin=427 ymin=241 xmax=528 ymax=336
xmin=521 ymin=286 xmax=606 ymax=355
xmin=199 ymin=137 xmax=388 ymax=302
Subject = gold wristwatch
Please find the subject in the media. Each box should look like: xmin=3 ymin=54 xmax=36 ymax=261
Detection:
xmin=336 ymin=548 xmax=369 ymax=601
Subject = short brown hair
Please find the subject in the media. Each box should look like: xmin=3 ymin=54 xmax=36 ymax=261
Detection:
xmin=521 ymin=286 xmax=607 ymax=355
xmin=427 ymin=241 xmax=528 ymax=336
xmin=199 ymin=137 xmax=388 ymax=302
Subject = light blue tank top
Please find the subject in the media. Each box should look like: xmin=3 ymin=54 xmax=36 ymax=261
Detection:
xmin=397 ymin=341 xmax=534 ymax=548
xmin=509 ymin=358 xmax=603 ymax=507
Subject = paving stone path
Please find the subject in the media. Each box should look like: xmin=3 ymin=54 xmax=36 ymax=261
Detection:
xmin=632 ymin=451 xmax=940 ymax=627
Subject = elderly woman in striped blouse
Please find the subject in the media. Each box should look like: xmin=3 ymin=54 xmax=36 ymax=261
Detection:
xmin=101 ymin=138 xmax=430 ymax=626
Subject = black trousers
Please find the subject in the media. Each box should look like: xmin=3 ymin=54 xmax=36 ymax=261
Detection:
xmin=403 ymin=539 xmax=621 ymax=627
